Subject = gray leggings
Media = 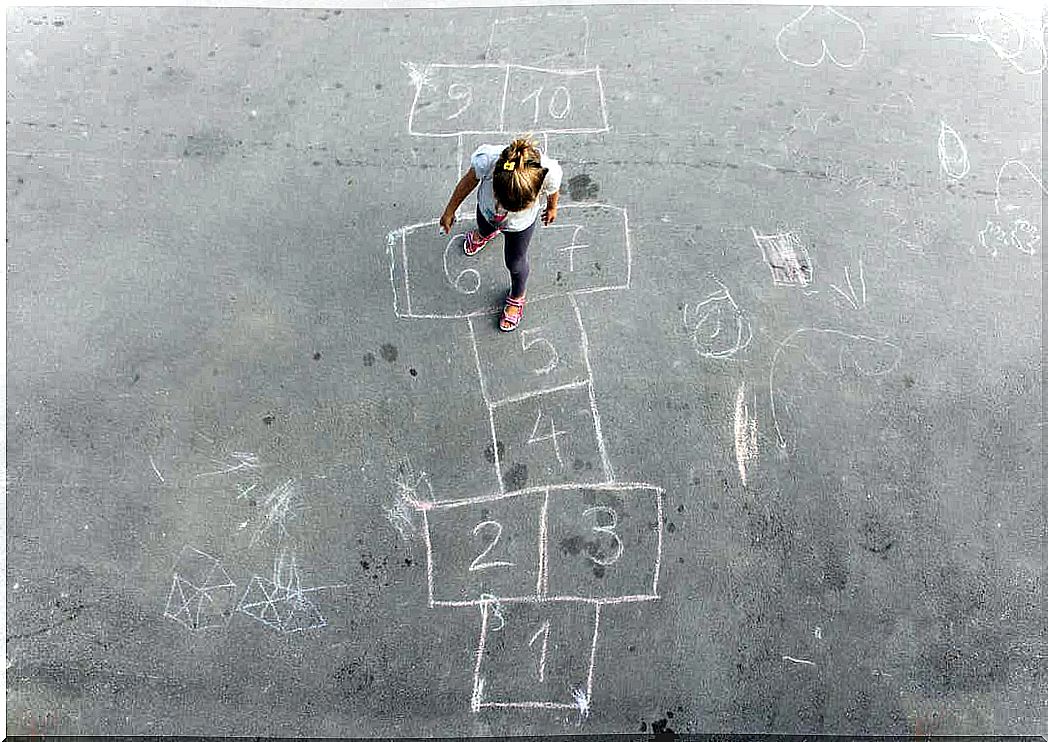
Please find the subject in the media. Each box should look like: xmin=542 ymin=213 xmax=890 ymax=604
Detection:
xmin=477 ymin=207 xmax=536 ymax=299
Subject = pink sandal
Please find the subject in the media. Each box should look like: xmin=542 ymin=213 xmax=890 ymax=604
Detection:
xmin=464 ymin=228 xmax=500 ymax=256
xmin=499 ymin=295 xmax=525 ymax=332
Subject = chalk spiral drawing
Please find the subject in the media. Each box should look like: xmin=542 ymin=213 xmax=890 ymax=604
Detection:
xmin=682 ymin=280 xmax=753 ymax=359
xmin=769 ymin=328 xmax=902 ymax=449
xmin=163 ymin=546 xmax=238 ymax=631
xmin=930 ymin=9 xmax=1047 ymax=75
xmin=977 ymin=159 xmax=1045 ymax=257
xmin=775 ymin=6 xmax=867 ymax=69
xmin=936 ymin=120 xmax=970 ymax=180
xmin=387 ymin=19 xmax=663 ymax=717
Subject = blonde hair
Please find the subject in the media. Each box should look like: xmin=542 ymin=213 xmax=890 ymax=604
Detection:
xmin=492 ymin=136 xmax=548 ymax=212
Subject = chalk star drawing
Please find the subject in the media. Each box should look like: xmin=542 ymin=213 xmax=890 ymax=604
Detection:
xmin=163 ymin=546 xmax=238 ymax=631
xmin=931 ymin=9 xmax=1046 ymax=75
xmin=775 ymin=6 xmax=867 ymax=69
xmin=682 ymin=279 xmax=753 ymax=359
xmin=237 ymin=551 xmax=345 ymax=634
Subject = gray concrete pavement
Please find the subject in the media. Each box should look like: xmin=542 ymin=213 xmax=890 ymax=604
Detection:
xmin=6 ymin=5 xmax=1044 ymax=736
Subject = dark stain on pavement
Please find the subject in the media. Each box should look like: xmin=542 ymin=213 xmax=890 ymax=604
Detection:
xmin=568 ymin=174 xmax=600 ymax=200
xmin=505 ymin=462 xmax=528 ymax=489
xmin=483 ymin=440 xmax=505 ymax=464
xmin=363 ymin=352 xmax=375 ymax=367
xmin=380 ymin=344 xmax=398 ymax=362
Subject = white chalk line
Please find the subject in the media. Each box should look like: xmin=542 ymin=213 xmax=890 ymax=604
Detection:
xmin=733 ymin=382 xmax=758 ymax=487
xmin=490 ymin=378 xmax=592 ymax=409
xmin=433 ymin=593 xmax=658 ymax=608
xmin=537 ymin=489 xmax=550 ymax=596
xmin=422 ymin=508 xmax=437 ymax=608
xmin=412 ymin=480 xmax=664 ymax=512
xmin=149 ymin=455 xmax=165 ymax=483
xmin=569 ymin=294 xmax=615 ymax=482
xmin=783 ymin=655 xmax=816 ymax=666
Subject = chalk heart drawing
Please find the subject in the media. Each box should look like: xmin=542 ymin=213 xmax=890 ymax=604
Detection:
xmin=682 ymin=283 xmax=753 ymax=360
xmin=775 ymin=6 xmax=867 ymax=69
xmin=769 ymin=328 xmax=901 ymax=449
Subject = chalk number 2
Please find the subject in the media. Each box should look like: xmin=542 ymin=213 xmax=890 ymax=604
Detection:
xmin=470 ymin=520 xmax=515 ymax=572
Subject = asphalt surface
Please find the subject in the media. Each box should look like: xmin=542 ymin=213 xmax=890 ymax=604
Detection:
xmin=6 ymin=5 xmax=1044 ymax=736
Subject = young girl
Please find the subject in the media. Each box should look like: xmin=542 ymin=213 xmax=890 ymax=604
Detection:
xmin=439 ymin=137 xmax=562 ymax=332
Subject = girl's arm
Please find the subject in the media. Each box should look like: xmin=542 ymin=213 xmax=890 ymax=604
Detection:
xmin=542 ymin=190 xmax=560 ymax=225
xmin=440 ymin=169 xmax=480 ymax=233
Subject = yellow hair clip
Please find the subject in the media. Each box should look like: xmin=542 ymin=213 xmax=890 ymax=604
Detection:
xmin=503 ymin=161 xmax=516 ymax=171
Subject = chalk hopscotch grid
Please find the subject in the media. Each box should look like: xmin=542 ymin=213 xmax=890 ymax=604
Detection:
xmin=395 ymin=41 xmax=662 ymax=715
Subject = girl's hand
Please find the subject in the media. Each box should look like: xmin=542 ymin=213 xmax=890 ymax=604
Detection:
xmin=542 ymin=207 xmax=557 ymax=226
xmin=439 ymin=210 xmax=455 ymax=234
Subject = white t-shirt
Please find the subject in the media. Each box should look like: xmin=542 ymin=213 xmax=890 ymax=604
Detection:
xmin=471 ymin=144 xmax=562 ymax=233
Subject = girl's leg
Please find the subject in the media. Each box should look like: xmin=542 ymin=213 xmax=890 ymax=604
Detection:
xmin=475 ymin=206 xmax=498 ymax=238
xmin=465 ymin=206 xmax=501 ymax=256
xmin=503 ymin=220 xmax=537 ymax=298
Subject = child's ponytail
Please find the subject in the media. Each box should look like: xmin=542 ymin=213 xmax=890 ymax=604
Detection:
xmin=493 ymin=136 xmax=549 ymax=212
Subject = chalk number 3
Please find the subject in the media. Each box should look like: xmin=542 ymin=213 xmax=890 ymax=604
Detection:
xmin=583 ymin=506 xmax=623 ymax=567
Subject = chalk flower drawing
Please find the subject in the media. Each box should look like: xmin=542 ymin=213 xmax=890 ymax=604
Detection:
xmin=775 ymin=6 xmax=867 ymax=69
xmin=163 ymin=546 xmax=238 ymax=631
xmin=936 ymin=120 xmax=970 ymax=180
xmin=682 ymin=281 xmax=753 ymax=359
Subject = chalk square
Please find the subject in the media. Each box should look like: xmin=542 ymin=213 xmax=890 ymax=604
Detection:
xmin=751 ymin=229 xmax=814 ymax=286
xmin=492 ymin=385 xmax=606 ymax=492
xmin=409 ymin=65 xmax=507 ymax=137
xmin=544 ymin=485 xmax=662 ymax=602
xmin=473 ymin=599 xmax=598 ymax=709
xmin=425 ymin=492 xmax=543 ymax=605
xmin=502 ymin=67 xmax=608 ymax=134
xmin=529 ymin=204 xmax=630 ymax=296
xmin=470 ymin=295 xmax=589 ymax=407
xmin=484 ymin=13 xmax=590 ymax=67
